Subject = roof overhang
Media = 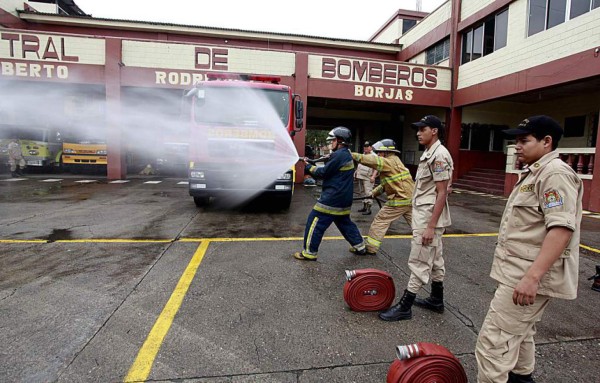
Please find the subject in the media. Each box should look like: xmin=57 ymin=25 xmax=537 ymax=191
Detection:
xmin=17 ymin=12 xmax=403 ymax=54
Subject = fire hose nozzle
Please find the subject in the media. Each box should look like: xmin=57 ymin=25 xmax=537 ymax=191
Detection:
xmin=345 ymin=269 xmax=356 ymax=281
xmin=396 ymin=343 xmax=422 ymax=361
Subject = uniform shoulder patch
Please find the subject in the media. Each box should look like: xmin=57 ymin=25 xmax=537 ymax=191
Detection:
xmin=433 ymin=161 xmax=446 ymax=173
xmin=543 ymin=190 xmax=563 ymax=208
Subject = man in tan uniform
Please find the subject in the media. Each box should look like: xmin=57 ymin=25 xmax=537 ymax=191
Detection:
xmin=350 ymin=139 xmax=414 ymax=255
xmin=354 ymin=141 xmax=378 ymax=215
xmin=8 ymin=138 xmax=26 ymax=177
xmin=476 ymin=115 xmax=583 ymax=383
xmin=379 ymin=115 xmax=453 ymax=321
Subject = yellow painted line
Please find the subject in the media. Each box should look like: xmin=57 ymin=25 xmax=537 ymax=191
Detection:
xmin=55 ymin=239 xmax=173 ymax=243
xmin=124 ymin=240 xmax=210 ymax=382
xmin=0 ymin=239 xmax=47 ymax=243
xmin=180 ymin=237 xmax=303 ymax=242
xmin=580 ymin=244 xmax=600 ymax=254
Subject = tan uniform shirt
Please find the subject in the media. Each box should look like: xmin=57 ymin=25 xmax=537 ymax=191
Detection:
xmin=351 ymin=152 xmax=414 ymax=207
xmin=490 ymin=151 xmax=582 ymax=299
xmin=412 ymin=140 xmax=453 ymax=229
xmin=8 ymin=141 xmax=23 ymax=160
xmin=354 ymin=152 xmax=376 ymax=180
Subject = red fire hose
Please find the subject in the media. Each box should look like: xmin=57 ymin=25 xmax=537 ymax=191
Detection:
xmin=343 ymin=269 xmax=395 ymax=311
xmin=387 ymin=342 xmax=467 ymax=383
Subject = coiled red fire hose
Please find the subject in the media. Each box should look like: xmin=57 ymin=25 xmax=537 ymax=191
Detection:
xmin=343 ymin=269 xmax=395 ymax=311
xmin=387 ymin=342 xmax=467 ymax=383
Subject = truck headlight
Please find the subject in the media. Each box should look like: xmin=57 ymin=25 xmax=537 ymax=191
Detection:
xmin=277 ymin=172 xmax=292 ymax=180
xmin=191 ymin=171 xmax=205 ymax=179
xmin=29 ymin=150 xmax=39 ymax=155
xmin=96 ymin=150 xmax=107 ymax=155
xmin=63 ymin=148 xmax=76 ymax=154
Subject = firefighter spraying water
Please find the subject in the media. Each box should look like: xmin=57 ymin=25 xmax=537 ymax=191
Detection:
xmin=184 ymin=73 xmax=304 ymax=209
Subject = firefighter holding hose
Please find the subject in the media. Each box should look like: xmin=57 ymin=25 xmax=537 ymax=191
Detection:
xmin=293 ymin=126 xmax=367 ymax=261
xmin=350 ymin=138 xmax=414 ymax=256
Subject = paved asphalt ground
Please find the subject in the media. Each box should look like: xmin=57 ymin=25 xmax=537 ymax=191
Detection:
xmin=1 ymin=174 xmax=599 ymax=382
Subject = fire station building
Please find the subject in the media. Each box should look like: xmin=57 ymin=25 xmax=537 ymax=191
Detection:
xmin=1 ymin=0 xmax=599 ymax=211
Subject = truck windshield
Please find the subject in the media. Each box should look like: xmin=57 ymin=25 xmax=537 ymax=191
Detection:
xmin=194 ymin=87 xmax=290 ymax=128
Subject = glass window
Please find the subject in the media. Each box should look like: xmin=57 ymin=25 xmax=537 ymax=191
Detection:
xmin=462 ymin=30 xmax=473 ymax=63
xmin=570 ymin=0 xmax=591 ymax=18
xmin=472 ymin=25 xmax=484 ymax=61
xmin=593 ymin=0 xmax=600 ymax=9
xmin=443 ymin=38 xmax=450 ymax=59
xmin=529 ymin=0 xmax=547 ymax=36
xmin=426 ymin=49 xmax=435 ymax=65
xmin=495 ymin=10 xmax=508 ymax=50
xmin=402 ymin=19 xmax=417 ymax=34
xmin=547 ymin=0 xmax=567 ymax=28
xmin=483 ymin=18 xmax=495 ymax=56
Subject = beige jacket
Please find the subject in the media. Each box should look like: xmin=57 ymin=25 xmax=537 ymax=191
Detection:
xmin=490 ymin=151 xmax=583 ymax=299
xmin=412 ymin=140 xmax=453 ymax=229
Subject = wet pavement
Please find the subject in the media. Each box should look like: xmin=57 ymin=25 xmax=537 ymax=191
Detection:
xmin=1 ymin=173 xmax=599 ymax=382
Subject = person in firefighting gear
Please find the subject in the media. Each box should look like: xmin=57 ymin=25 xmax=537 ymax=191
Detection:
xmin=475 ymin=116 xmax=583 ymax=383
xmin=379 ymin=115 xmax=453 ymax=321
xmin=354 ymin=141 xmax=378 ymax=215
xmin=8 ymin=138 xmax=26 ymax=177
xmin=350 ymin=139 xmax=414 ymax=256
xmin=293 ymin=126 xmax=367 ymax=261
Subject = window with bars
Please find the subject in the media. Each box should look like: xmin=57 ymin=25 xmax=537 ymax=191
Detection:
xmin=426 ymin=38 xmax=450 ymax=65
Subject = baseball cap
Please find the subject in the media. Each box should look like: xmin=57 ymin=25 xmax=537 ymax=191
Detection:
xmin=411 ymin=115 xmax=443 ymax=130
xmin=503 ymin=115 xmax=563 ymax=137
xmin=364 ymin=141 xmax=371 ymax=146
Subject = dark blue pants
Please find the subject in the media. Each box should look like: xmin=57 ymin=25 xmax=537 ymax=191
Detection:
xmin=303 ymin=209 xmax=364 ymax=255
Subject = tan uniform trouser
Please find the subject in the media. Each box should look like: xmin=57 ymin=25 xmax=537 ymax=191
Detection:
xmin=366 ymin=204 xmax=412 ymax=253
xmin=407 ymin=227 xmax=445 ymax=293
xmin=357 ymin=178 xmax=374 ymax=205
xmin=9 ymin=157 xmax=26 ymax=172
xmin=475 ymin=283 xmax=550 ymax=383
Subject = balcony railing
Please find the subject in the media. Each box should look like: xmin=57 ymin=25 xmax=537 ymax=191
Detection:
xmin=506 ymin=145 xmax=595 ymax=180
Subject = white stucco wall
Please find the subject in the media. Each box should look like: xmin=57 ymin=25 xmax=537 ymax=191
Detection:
xmin=372 ymin=19 xmax=402 ymax=44
xmin=398 ymin=1 xmax=451 ymax=48
xmin=460 ymin=0 xmax=495 ymax=20
xmin=0 ymin=0 xmax=57 ymax=16
xmin=458 ymin=0 xmax=600 ymax=90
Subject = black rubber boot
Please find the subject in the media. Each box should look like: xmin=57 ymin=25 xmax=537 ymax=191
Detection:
xmin=11 ymin=171 xmax=18 ymax=177
xmin=357 ymin=202 xmax=367 ymax=212
xmin=362 ymin=204 xmax=372 ymax=215
xmin=379 ymin=290 xmax=415 ymax=321
xmin=508 ymin=371 xmax=536 ymax=383
xmin=589 ymin=265 xmax=600 ymax=292
xmin=414 ymin=281 xmax=444 ymax=313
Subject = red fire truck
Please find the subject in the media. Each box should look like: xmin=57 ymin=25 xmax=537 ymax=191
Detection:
xmin=185 ymin=73 xmax=304 ymax=209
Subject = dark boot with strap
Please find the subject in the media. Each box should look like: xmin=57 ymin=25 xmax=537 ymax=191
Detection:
xmin=414 ymin=280 xmax=445 ymax=313
xmin=508 ymin=371 xmax=536 ymax=383
xmin=357 ymin=202 xmax=367 ymax=212
xmin=378 ymin=290 xmax=415 ymax=321
xmin=362 ymin=203 xmax=372 ymax=215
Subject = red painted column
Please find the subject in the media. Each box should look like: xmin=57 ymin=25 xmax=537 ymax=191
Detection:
xmin=446 ymin=107 xmax=462 ymax=181
xmin=105 ymin=38 xmax=126 ymax=180
xmin=589 ymin=119 xmax=600 ymax=212
xmin=447 ymin=0 xmax=463 ymax=182
xmin=294 ymin=52 xmax=309 ymax=184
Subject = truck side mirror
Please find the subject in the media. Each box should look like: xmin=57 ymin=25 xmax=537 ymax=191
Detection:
xmin=294 ymin=96 xmax=304 ymax=131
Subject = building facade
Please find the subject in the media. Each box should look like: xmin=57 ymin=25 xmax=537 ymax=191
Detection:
xmin=1 ymin=0 xmax=599 ymax=210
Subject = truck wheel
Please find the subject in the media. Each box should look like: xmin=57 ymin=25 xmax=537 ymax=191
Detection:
xmin=194 ymin=196 xmax=210 ymax=207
